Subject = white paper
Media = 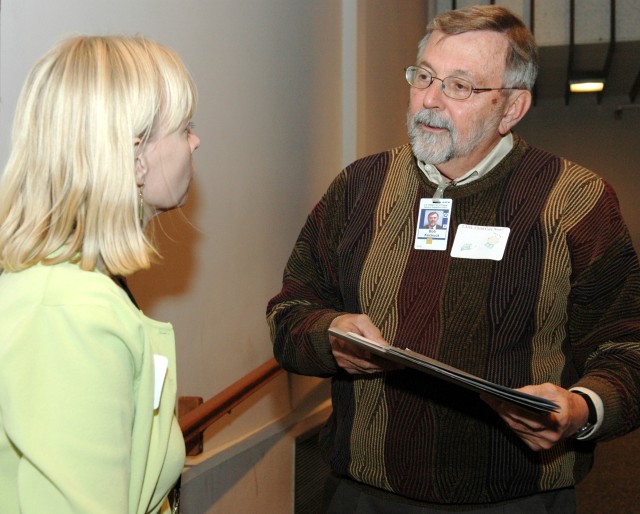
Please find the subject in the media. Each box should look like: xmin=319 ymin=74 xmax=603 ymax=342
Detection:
xmin=153 ymin=354 xmax=168 ymax=410
xmin=451 ymin=224 xmax=510 ymax=261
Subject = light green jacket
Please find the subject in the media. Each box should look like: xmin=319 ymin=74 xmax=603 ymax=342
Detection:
xmin=0 ymin=260 xmax=185 ymax=513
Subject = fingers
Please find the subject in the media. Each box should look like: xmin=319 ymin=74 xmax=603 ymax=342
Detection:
xmin=331 ymin=337 xmax=375 ymax=373
xmin=506 ymin=413 xmax=563 ymax=451
xmin=329 ymin=313 xmax=385 ymax=342
xmin=329 ymin=314 xmax=393 ymax=374
xmin=336 ymin=354 xmax=386 ymax=374
xmin=482 ymin=389 xmax=569 ymax=451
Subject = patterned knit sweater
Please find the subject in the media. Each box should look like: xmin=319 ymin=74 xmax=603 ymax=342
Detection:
xmin=266 ymin=134 xmax=640 ymax=504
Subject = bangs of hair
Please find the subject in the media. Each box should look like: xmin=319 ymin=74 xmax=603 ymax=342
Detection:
xmin=151 ymin=42 xmax=197 ymax=137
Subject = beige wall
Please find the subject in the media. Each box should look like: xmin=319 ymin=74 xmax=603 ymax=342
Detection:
xmin=0 ymin=4 xmax=346 ymax=511
xmin=0 ymin=0 xmax=344 ymax=405
xmin=356 ymin=0 xmax=430 ymax=157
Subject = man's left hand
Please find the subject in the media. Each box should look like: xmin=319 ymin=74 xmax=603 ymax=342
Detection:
xmin=482 ymin=383 xmax=590 ymax=451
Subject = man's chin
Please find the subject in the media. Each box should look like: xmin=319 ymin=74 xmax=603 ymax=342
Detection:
xmin=409 ymin=130 xmax=453 ymax=163
xmin=410 ymin=142 xmax=451 ymax=165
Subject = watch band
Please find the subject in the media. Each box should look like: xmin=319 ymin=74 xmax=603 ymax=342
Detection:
xmin=572 ymin=390 xmax=597 ymax=437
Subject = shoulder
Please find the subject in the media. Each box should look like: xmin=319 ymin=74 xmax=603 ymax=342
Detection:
xmin=515 ymin=134 xmax=604 ymax=184
xmin=512 ymin=135 xmax=608 ymax=198
xmin=5 ymin=261 xmax=135 ymax=312
xmin=329 ymin=144 xmax=416 ymax=199
xmin=513 ymin=138 xmax=623 ymax=232
xmin=0 ymin=262 xmax=147 ymax=358
xmin=344 ymin=144 xmax=414 ymax=177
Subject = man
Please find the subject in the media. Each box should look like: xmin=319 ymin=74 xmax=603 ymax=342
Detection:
xmin=425 ymin=211 xmax=443 ymax=230
xmin=267 ymin=5 xmax=640 ymax=513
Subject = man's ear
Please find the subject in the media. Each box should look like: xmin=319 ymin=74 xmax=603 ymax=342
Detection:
xmin=134 ymin=137 xmax=146 ymax=186
xmin=498 ymin=90 xmax=532 ymax=135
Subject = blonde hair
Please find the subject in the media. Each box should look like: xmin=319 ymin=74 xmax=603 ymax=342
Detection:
xmin=0 ymin=36 xmax=197 ymax=275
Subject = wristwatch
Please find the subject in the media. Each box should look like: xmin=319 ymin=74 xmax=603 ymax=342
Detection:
xmin=572 ymin=390 xmax=597 ymax=437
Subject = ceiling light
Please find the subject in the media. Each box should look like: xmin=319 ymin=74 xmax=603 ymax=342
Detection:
xmin=569 ymin=79 xmax=605 ymax=93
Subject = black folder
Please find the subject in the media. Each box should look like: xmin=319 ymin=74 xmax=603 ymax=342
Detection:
xmin=329 ymin=328 xmax=560 ymax=414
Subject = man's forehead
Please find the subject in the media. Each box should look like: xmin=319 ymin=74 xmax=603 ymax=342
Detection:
xmin=420 ymin=30 xmax=508 ymax=77
xmin=427 ymin=29 xmax=509 ymax=48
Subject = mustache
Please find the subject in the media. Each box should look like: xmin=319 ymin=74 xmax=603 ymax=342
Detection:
xmin=411 ymin=109 xmax=453 ymax=131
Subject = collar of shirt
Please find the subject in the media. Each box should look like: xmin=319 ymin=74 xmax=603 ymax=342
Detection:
xmin=417 ymin=132 xmax=514 ymax=187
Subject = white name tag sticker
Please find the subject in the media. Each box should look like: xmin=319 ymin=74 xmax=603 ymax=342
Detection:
xmin=414 ymin=198 xmax=453 ymax=251
xmin=451 ymin=224 xmax=510 ymax=261
xmin=153 ymin=354 xmax=168 ymax=410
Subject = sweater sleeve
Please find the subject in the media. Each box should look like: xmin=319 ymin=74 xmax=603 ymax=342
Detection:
xmin=267 ymin=171 xmax=350 ymax=377
xmin=567 ymin=179 xmax=640 ymax=441
xmin=1 ymin=303 xmax=139 ymax=513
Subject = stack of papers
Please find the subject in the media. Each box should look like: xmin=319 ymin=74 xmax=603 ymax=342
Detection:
xmin=329 ymin=328 xmax=559 ymax=414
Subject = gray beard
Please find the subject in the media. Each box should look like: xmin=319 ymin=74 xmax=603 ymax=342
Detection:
xmin=407 ymin=108 xmax=493 ymax=165
xmin=407 ymin=109 xmax=455 ymax=164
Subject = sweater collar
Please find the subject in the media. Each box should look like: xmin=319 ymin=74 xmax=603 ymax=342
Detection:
xmin=417 ymin=132 xmax=514 ymax=188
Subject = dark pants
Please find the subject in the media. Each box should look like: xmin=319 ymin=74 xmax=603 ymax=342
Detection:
xmin=322 ymin=474 xmax=576 ymax=514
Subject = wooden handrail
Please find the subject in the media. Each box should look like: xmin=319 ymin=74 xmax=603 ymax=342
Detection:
xmin=179 ymin=358 xmax=283 ymax=446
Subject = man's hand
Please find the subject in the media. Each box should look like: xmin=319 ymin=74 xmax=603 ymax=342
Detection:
xmin=328 ymin=314 xmax=400 ymax=374
xmin=482 ymin=383 xmax=590 ymax=451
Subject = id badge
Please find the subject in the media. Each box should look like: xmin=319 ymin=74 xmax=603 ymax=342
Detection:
xmin=414 ymin=198 xmax=452 ymax=251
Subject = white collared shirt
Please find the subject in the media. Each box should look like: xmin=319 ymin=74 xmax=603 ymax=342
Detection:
xmin=417 ymin=133 xmax=514 ymax=197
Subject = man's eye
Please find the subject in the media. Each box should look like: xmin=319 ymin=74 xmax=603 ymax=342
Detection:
xmin=449 ymin=79 xmax=469 ymax=91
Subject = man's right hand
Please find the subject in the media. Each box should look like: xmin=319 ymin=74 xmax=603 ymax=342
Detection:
xmin=328 ymin=314 xmax=400 ymax=374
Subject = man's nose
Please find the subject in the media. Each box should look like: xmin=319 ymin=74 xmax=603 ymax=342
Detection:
xmin=421 ymin=78 xmax=445 ymax=108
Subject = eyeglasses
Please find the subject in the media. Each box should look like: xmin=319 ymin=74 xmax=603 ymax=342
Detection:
xmin=405 ymin=66 xmax=523 ymax=100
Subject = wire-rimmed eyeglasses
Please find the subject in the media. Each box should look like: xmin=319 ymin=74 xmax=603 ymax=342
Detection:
xmin=405 ymin=66 xmax=524 ymax=100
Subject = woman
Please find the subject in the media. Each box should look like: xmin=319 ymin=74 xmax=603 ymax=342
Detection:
xmin=0 ymin=36 xmax=200 ymax=514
